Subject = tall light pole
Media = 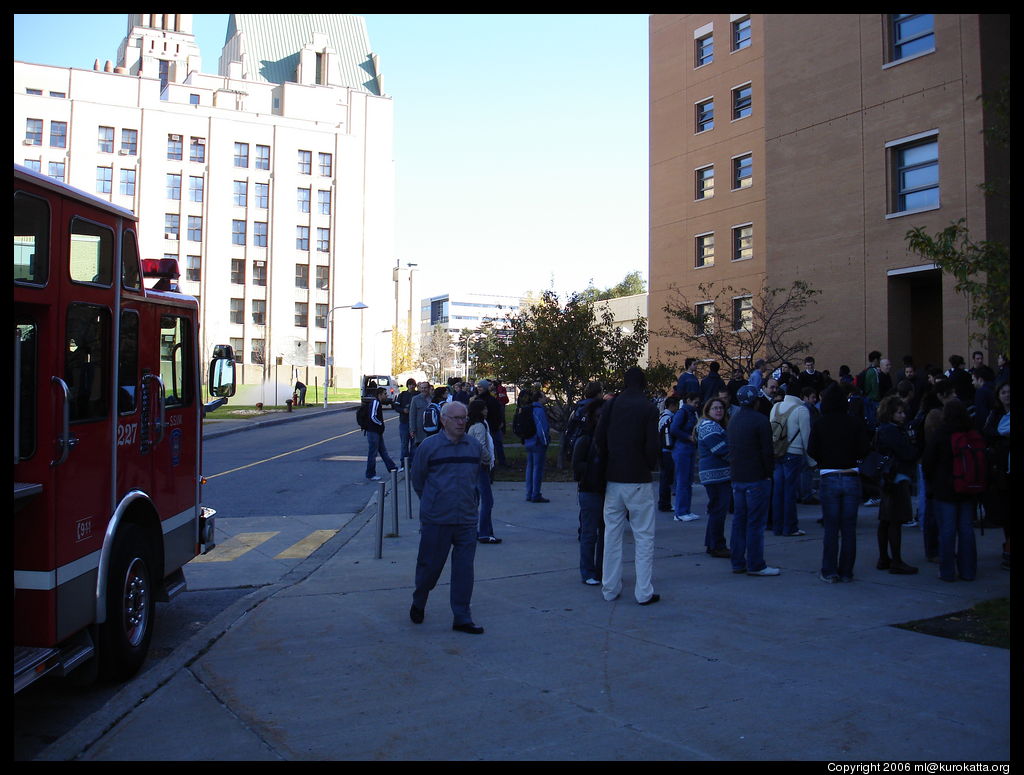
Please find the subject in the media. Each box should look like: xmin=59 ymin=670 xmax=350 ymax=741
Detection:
xmin=324 ymin=302 xmax=368 ymax=407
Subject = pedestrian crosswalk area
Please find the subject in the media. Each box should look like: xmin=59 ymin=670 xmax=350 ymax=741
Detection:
xmin=190 ymin=529 xmax=339 ymax=563
xmin=188 ymin=516 xmax=354 ymax=565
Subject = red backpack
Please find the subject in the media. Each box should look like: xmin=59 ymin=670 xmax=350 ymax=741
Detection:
xmin=950 ymin=430 xmax=988 ymax=495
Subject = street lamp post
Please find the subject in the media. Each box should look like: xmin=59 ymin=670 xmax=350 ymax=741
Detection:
xmin=324 ymin=302 xmax=368 ymax=407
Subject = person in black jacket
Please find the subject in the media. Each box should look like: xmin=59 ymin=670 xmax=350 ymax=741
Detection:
xmin=594 ymin=367 xmax=661 ymax=605
xmin=571 ymin=394 xmax=607 ymax=585
xmin=807 ymin=384 xmax=871 ymax=582
xmin=874 ymin=396 xmax=919 ymax=574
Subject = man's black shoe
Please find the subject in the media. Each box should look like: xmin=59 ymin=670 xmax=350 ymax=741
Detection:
xmin=452 ymin=622 xmax=484 ymax=634
xmin=638 ymin=594 xmax=661 ymax=606
xmin=409 ymin=604 xmax=424 ymax=624
xmin=531 ymin=496 xmax=551 ymax=503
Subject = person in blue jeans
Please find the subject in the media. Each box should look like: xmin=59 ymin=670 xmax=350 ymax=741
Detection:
xmin=695 ymin=397 xmax=731 ymax=557
xmin=769 ymin=391 xmax=814 ymax=536
xmin=807 ymin=384 xmax=871 ymax=582
xmin=670 ymin=393 xmax=700 ymax=521
xmin=727 ymin=386 xmax=780 ymax=576
xmin=523 ymin=390 xmax=551 ymax=502
xmin=922 ymin=400 xmax=979 ymax=582
xmin=365 ymin=388 xmax=399 ymax=481
xmin=467 ymin=399 xmax=500 ymax=544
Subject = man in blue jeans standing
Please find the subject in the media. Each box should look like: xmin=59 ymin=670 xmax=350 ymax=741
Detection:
xmin=670 ymin=393 xmax=701 ymax=521
xmin=727 ymin=385 xmax=780 ymax=576
xmin=365 ymin=388 xmax=400 ymax=481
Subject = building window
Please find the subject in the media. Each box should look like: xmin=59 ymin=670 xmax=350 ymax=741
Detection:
xmin=121 ymin=128 xmax=138 ymax=155
xmin=298 ymin=150 xmax=312 ymax=175
xmin=295 ymin=264 xmax=309 ymax=289
xmin=230 ymin=337 xmax=244 ymax=363
xmin=889 ymin=14 xmax=934 ymax=63
xmin=732 ymin=16 xmax=751 ymax=51
xmin=186 ymin=255 xmax=201 ymax=282
xmin=233 ymin=180 xmax=247 ymax=207
xmin=49 ymin=161 xmax=66 ymax=182
xmin=696 ymin=99 xmax=714 ymax=133
xmin=98 ymin=126 xmax=114 ymax=153
xmin=189 ymin=136 xmax=206 ymax=164
xmin=733 ymin=154 xmax=752 ymax=189
xmin=231 ymin=258 xmax=245 ymax=284
xmin=318 ymin=190 xmax=332 ymax=215
xmin=732 ymin=84 xmax=752 ymax=120
xmin=234 ymin=142 xmax=249 ymax=168
xmin=189 ymin=176 xmax=204 ymax=203
xmin=189 ymin=93 xmax=200 ymax=105
xmin=889 ymin=134 xmax=939 ymax=214
xmin=319 ymin=152 xmax=333 ymax=177
xmin=166 ymin=173 xmax=181 ymax=200
xmin=187 ymin=216 xmax=203 ymax=242
xmin=316 ymin=228 xmax=330 ymax=252
xmin=23 ymin=160 xmax=41 ymax=172
xmin=251 ymin=301 xmax=266 ymax=327
xmin=695 ymin=302 xmax=715 ymax=336
xmin=230 ymin=298 xmax=243 ymax=324
xmin=26 ymin=88 xmax=42 ymax=95
xmin=316 ymin=265 xmax=330 ymax=290
xmin=120 ymin=169 xmax=136 ymax=196
xmin=297 ymin=187 xmax=310 ymax=213
xmin=232 ymin=220 xmax=246 ymax=246
xmin=295 ymin=302 xmax=308 ymax=328
xmin=695 ymin=165 xmax=714 ymax=200
xmin=50 ymin=91 xmax=66 ymax=99
xmin=25 ymin=118 xmax=43 ymax=145
xmin=695 ymin=33 xmax=713 ymax=67
xmin=251 ymin=338 xmax=265 ymax=364
xmin=255 ymin=182 xmax=269 ymax=209
xmin=255 ymin=144 xmax=270 ymax=170
xmin=315 ymin=303 xmax=328 ymax=328
xmin=50 ymin=120 xmax=67 ymax=148
xmin=254 ymin=221 xmax=268 ymax=247
xmin=96 ymin=166 xmax=113 ymax=194
xmin=168 ymin=134 xmax=183 ymax=160
xmin=253 ymin=261 xmax=267 ymax=286
xmin=695 ymin=233 xmax=714 ymax=268
xmin=314 ymin=342 xmax=326 ymax=367
xmin=732 ymin=295 xmax=753 ymax=331
xmin=296 ymin=226 xmax=310 ymax=251
xmin=732 ymin=223 xmax=753 ymax=260
xmin=165 ymin=214 xmax=180 ymax=240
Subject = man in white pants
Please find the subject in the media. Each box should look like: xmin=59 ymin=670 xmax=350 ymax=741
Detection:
xmin=595 ymin=366 xmax=661 ymax=605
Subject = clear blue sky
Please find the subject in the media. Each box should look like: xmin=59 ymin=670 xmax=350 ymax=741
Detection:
xmin=14 ymin=13 xmax=650 ymax=301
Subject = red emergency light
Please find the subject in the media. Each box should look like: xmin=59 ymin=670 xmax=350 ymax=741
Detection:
xmin=142 ymin=257 xmax=180 ymax=291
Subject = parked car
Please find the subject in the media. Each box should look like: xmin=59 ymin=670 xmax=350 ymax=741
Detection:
xmin=361 ymin=375 xmax=399 ymax=405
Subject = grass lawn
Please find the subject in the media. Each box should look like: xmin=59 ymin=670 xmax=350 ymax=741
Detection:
xmin=895 ymin=596 xmax=1010 ymax=649
xmin=203 ymin=387 xmax=361 ymax=421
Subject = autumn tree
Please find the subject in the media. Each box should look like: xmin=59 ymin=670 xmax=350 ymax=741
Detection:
xmin=658 ymin=280 xmax=821 ymax=376
xmin=420 ymin=324 xmax=454 ymax=381
xmin=391 ymin=329 xmax=416 ymax=375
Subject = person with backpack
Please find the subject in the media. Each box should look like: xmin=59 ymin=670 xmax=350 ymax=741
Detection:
xmin=361 ymin=388 xmax=401 ymax=482
xmin=922 ymin=399 xmax=981 ymax=581
xmin=409 ymin=381 xmax=433 ymax=449
xmin=517 ymin=389 xmax=551 ymax=502
xmin=572 ymin=392 xmax=607 ymax=585
xmin=769 ymin=387 xmax=815 ymax=537
xmin=669 ymin=392 xmax=701 ymax=521
xmin=874 ymin=396 xmax=920 ymax=575
xmin=657 ymin=395 xmax=679 ymax=511
xmin=696 ymin=397 xmax=731 ymax=558
xmin=473 ymin=380 xmax=506 ymax=467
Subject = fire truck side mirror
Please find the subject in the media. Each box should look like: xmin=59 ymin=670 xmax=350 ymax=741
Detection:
xmin=209 ymin=346 xmax=237 ymax=399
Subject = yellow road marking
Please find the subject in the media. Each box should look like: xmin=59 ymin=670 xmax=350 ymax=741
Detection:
xmin=206 ymin=421 xmax=382 ymax=479
xmin=274 ymin=529 xmax=338 ymax=559
xmin=190 ymin=531 xmax=279 ymax=562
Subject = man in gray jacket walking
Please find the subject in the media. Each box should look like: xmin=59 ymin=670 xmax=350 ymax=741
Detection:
xmin=409 ymin=401 xmax=486 ymax=634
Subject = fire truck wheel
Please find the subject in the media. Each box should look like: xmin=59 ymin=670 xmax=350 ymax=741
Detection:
xmin=99 ymin=523 xmax=155 ymax=681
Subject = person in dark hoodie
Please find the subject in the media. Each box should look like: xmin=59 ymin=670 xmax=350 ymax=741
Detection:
xmin=807 ymin=384 xmax=871 ymax=583
xmin=874 ymin=395 xmax=920 ymax=575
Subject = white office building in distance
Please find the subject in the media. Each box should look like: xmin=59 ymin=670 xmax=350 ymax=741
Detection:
xmin=14 ymin=13 xmax=395 ymax=391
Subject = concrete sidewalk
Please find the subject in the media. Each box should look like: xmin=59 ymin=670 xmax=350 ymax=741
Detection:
xmin=39 ymin=456 xmax=1010 ymax=761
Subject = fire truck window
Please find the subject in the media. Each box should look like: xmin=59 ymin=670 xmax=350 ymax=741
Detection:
xmin=160 ymin=315 xmax=193 ymax=407
xmin=118 ymin=311 xmax=140 ymax=414
xmin=69 ymin=218 xmax=113 ymax=286
xmin=16 ymin=319 xmax=38 ymax=460
xmin=65 ymin=304 xmax=111 ymax=422
xmin=121 ymin=230 xmax=142 ymax=290
xmin=14 ymin=191 xmax=50 ymax=285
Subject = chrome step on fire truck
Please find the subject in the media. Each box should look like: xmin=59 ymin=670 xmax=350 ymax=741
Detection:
xmin=14 ymin=164 xmax=236 ymax=693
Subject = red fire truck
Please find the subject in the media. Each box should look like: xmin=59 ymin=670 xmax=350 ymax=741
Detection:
xmin=14 ymin=164 xmax=237 ymax=692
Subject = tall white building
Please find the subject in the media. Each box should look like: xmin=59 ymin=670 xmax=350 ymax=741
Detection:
xmin=14 ymin=13 xmax=395 ymax=391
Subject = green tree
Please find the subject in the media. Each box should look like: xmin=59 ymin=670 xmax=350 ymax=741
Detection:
xmin=580 ymin=270 xmax=647 ymax=303
xmin=420 ymin=324 xmax=454 ymax=381
xmin=658 ymin=280 xmax=821 ymax=376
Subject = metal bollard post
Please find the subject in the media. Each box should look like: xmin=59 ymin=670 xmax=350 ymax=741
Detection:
xmin=375 ymin=480 xmax=385 ymax=559
xmin=405 ymin=456 xmax=414 ymax=519
xmin=391 ymin=468 xmax=399 ymax=536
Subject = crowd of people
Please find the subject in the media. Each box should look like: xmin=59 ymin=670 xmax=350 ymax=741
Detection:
xmin=366 ymin=351 xmax=1009 ymax=631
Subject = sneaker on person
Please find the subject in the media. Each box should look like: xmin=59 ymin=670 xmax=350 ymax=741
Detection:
xmin=747 ymin=566 xmax=781 ymax=576
xmin=674 ymin=513 xmax=700 ymax=522
xmin=367 ymin=475 xmax=382 ymax=481
xmin=863 ymin=498 xmax=881 ymax=507
xmin=818 ymin=571 xmax=839 ymax=584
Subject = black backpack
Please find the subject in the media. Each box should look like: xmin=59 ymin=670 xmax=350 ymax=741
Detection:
xmin=513 ymin=403 xmax=537 ymax=441
xmin=422 ymin=403 xmax=441 ymax=436
xmin=356 ymin=401 xmax=374 ymax=432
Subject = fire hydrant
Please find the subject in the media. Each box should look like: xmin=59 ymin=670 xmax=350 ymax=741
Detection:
xmin=285 ymin=399 xmax=293 ymax=413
